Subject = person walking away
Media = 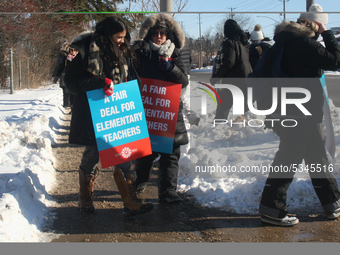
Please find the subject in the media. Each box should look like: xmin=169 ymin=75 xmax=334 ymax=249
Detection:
xmin=132 ymin=13 xmax=189 ymax=203
xmin=248 ymin=24 xmax=273 ymax=70
xmin=51 ymin=40 xmax=73 ymax=108
xmin=64 ymin=16 xmax=153 ymax=217
xmin=210 ymin=19 xmax=252 ymax=120
xmin=258 ymin=3 xmax=340 ymax=226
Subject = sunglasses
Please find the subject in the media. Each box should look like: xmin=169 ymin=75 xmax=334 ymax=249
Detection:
xmin=152 ymin=31 xmax=166 ymax=37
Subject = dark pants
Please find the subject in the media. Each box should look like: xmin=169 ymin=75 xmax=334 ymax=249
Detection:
xmin=61 ymin=87 xmax=73 ymax=107
xmin=80 ymin=145 xmax=131 ymax=178
xmin=134 ymin=144 xmax=181 ymax=195
xmin=259 ymin=119 xmax=340 ymax=217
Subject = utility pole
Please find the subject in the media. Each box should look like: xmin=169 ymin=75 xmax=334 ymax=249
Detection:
xmin=228 ymin=7 xmax=236 ymax=19
xmin=27 ymin=58 xmax=29 ymax=88
xmin=19 ymin=57 xmax=21 ymax=90
xmin=307 ymin=0 xmax=315 ymax=11
xmin=10 ymin=48 xmax=13 ymax=94
xmin=283 ymin=0 xmax=286 ymax=21
xmin=199 ymin=13 xmax=202 ymax=69
xmin=160 ymin=0 xmax=173 ymax=12
xmin=279 ymin=0 xmax=289 ymax=21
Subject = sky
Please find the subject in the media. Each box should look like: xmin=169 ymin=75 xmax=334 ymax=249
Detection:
xmin=1 ymin=67 xmax=340 ymax=242
xmin=166 ymin=0 xmax=340 ymax=39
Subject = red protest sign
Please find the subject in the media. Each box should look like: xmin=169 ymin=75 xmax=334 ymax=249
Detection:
xmin=141 ymin=78 xmax=182 ymax=153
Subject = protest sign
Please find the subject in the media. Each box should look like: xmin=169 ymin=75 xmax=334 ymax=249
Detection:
xmin=86 ymin=79 xmax=151 ymax=168
xmin=320 ymin=74 xmax=336 ymax=159
xmin=141 ymin=78 xmax=182 ymax=154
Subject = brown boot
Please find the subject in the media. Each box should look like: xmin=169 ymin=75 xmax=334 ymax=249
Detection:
xmin=113 ymin=168 xmax=153 ymax=217
xmin=79 ymin=168 xmax=98 ymax=213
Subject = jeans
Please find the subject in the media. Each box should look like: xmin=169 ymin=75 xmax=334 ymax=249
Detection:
xmin=80 ymin=145 xmax=131 ymax=178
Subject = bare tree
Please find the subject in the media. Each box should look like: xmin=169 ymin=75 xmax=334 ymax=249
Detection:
xmin=215 ymin=14 xmax=253 ymax=36
xmin=122 ymin=0 xmax=189 ymax=27
xmin=200 ymin=29 xmax=216 ymax=65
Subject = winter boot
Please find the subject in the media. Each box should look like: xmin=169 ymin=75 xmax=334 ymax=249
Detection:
xmin=260 ymin=214 xmax=299 ymax=227
xmin=113 ymin=168 xmax=153 ymax=217
xmin=78 ymin=168 xmax=99 ymax=213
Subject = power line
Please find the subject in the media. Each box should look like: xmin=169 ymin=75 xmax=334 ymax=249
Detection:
xmin=233 ymin=0 xmax=270 ymax=10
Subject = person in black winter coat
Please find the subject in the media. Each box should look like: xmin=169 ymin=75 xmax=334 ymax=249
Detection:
xmin=51 ymin=41 xmax=73 ymax=108
xmin=258 ymin=4 xmax=340 ymax=226
xmin=248 ymin=24 xmax=273 ymax=70
xmin=64 ymin=16 xmax=153 ymax=216
xmin=210 ymin=19 xmax=252 ymax=119
xmin=132 ymin=13 xmax=189 ymax=203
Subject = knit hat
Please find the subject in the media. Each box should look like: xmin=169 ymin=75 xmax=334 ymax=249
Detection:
xmin=250 ymin=24 xmax=264 ymax=41
xmin=61 ymin=40 xmax=69 ymax=51
xmin=299 ymin=3 xmax=328 ymax=25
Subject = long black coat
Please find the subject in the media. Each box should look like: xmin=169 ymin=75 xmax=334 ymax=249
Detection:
xmin=133 ymin=40 xmax=189 ymax=145
xmin=64 ymin=33 xmax=138 ymax=146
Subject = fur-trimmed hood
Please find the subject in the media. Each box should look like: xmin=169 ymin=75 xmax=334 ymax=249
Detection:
xmin=139 ymin=14 xmax=185 ymax=49
xmin=70 ymin=31 xmax=93 ymax=47
xmin=274 ymin=21 xmax=316 ymax=44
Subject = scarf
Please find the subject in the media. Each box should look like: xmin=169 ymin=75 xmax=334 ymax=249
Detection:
xmin=149 ymin=39 xmax=175 ymax=57
xmin=87 ymin=35 xmax=128 ymax=85
xmin=213 ymin=37 xmax=228 ymax=76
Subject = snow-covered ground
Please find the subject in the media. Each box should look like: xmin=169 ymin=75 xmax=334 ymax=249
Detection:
xmin=1 ymin=72 xmax=340 ymax=242
xmin=0 ymin=84 xmax=63 ymax=242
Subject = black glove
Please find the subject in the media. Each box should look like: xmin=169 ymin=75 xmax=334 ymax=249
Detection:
xmin=158 ymin=58 xmax=171 ymax=71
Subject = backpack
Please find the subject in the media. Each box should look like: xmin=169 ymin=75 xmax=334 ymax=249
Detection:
xmin=248 ymin=43 xmax=285 ymax=110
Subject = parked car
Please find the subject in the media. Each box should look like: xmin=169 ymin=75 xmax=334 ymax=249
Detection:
xmin=191 ymin=64 xmax=198 ymax=69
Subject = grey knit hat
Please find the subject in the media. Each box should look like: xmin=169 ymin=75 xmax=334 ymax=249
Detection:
xmin=299 ymin=3 xmax=328 ymax=25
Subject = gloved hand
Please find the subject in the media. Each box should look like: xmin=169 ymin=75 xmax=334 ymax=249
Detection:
xmin=158 ymin=58 xmax=171 ymax=71
xmin=104 ymin=77 xmax=114 ymax=96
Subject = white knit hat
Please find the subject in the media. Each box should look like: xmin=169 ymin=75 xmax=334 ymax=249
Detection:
xmin=299 ymin=3 xmax=328 ymax=25
xmin=250 ymin=24 xmax=264 ymax=41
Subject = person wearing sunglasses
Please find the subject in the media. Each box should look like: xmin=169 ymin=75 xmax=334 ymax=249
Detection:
xmin=132 ymin=14 xmax=189 ymax=203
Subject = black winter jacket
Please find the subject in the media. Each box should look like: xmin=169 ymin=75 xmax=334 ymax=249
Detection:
xmin=133 ymin=40 xmax=189 ymax=145
xmin=248 ymin=41 xmax=272 ymax=70
xmin=64 ymin=32 xmax=138 ymax=146
xmin=272 ymin=22 xmax=340 ymax=122
xmin=52 ymin=51 xmax=67 ymax=87
xmin=212 ymin=39 xmax=252 ymax=79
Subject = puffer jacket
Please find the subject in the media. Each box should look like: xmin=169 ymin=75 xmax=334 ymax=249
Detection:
xmin=133 ymin=14 xmax=189 ymax=146
xmin=273 ymin=21 xmax=340 ymax=122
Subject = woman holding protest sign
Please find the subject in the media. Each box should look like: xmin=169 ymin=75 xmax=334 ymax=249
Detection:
xmin=132 ymin=14 xmax=189 ymax=203
xmin=64 ymin=16 xmax=153 ymax=216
